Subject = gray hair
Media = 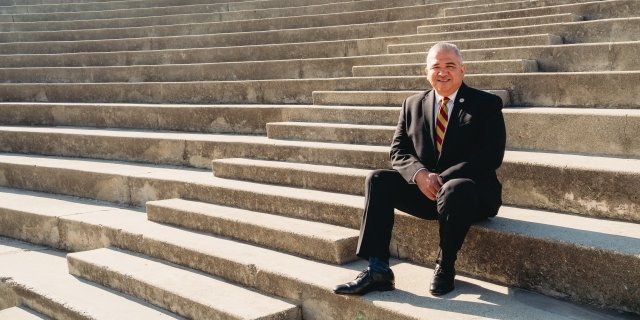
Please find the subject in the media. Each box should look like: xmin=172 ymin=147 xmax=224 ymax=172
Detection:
xmin=426 ymin=42 xmax=464 ymax=64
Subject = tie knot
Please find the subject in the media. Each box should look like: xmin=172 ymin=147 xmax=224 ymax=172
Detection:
xmin=441 ymin=97 xmax=449 ymax=106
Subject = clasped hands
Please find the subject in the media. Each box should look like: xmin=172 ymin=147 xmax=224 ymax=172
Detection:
xmin=415 ymin=169 xmax=443 ymax=201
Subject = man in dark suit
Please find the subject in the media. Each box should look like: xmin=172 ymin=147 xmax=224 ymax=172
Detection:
xmin=334 ymin=42 xmax=506 ymax=296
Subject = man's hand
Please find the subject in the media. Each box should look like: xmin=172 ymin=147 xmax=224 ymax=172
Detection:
xmin=415 ymin=169 xmax=443 ymax=201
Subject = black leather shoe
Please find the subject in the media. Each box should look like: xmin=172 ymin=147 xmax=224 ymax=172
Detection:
xmin=333 ymin=268 xmax=395 ymax=295
xmin=429 ymin=264 xmax=455 ymax=296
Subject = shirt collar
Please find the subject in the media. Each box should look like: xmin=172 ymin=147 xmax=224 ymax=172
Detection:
xmin=435 ymin=90 xmax=459 ymax=105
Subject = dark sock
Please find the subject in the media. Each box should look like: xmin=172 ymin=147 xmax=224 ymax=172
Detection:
xmin=369 ymin=256 xmax=391 ymax=273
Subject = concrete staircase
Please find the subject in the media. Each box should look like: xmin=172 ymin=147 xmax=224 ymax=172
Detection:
xmin=0 ymin=0 xmax=638 ymax=318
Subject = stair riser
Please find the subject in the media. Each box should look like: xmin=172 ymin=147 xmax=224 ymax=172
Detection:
xmin=416 ymin=13 xmax=580 ymax=34
xmin=146 ymin=203 xmax=358 ymax=264
xmin=387 ymin=34 xmax=561 ymax=54
xmin=2 ymin=73 xmax=639 ymax=108
xmin=352 ymin=60 xmax=538 ymax=77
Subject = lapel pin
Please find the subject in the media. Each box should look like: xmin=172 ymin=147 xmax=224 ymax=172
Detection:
xmin=459 ymin=98 xmax=464 ymax=103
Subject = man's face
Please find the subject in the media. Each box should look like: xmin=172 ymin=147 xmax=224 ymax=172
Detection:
xmin=425 ymin=48 xmax=465 ymax=98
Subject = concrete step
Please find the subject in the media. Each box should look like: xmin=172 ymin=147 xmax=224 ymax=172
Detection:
xmin=67 ymin=248 xmax=301 ymax=320
xmin=0 ymin=102 xmax=401 ymax=130
xmin=0 ymin=187 xmax=637 ymax=316
xmin=0 ymin=42 xmax=635 ymax=78
xmin=0 ymin=17 xmax=433 ymax=55
xmin=8 ymin=72 xmax=640 ymax=107
xmin=266 ymin=107 xmax=640 ymax=159
xmin=0 ymin=58 xmax=535 ymax=84
xmin=0 ymin=0 xmax=364 ymax=22
xmin=0 ymin=135 xmax=638 ymax=221
xmin=0 ymin=237 xmax=183 ymax=319
xmin=267 ymin=122 xmax=396 ymax=146
xmin=312 ymin=89 xmax=511 ymax=107
xmin=417 ymin=12 xmax=582 ymax=34
xmin=0 ymin=2 xmax=494 ymax=42
xmin=1 ymin=0 xmax=359 ymax=15
xmin=352 ymin=59 xmax=538 ymax=76
xmin=0 ymin=11 xmax=627 ymax=55
xmin=146 ymin=198 xmax=359 ymax=264
xmin=443 ymin=0 xmax=613 ymax=17
xmin=387 ymin=33 xmax=562 ymax=54
xmin=0 ymin=0 xmax=428 ymax=32
xmin=0 ymin=306 xmax=49 ymax=320
xmin=0 ymin=0 xmax=599 ymax=33
xmin=209 ymin=154 xmax=640 ymax=223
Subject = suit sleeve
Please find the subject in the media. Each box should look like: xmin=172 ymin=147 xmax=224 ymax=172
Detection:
xmin=390 ymin=98 xmax=426 ymax=183
xmin=439 ymin=95 xmax=506 ymax=181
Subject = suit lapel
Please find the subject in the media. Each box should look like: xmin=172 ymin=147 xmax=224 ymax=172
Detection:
xmin=422 ymin=90 xmax=437 ymax=157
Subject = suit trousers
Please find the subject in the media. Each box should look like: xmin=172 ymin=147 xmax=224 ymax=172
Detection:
xmin=356 ymin=169 xmax=488 ymax=266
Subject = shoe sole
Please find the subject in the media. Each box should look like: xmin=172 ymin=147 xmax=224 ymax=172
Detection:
xmin=429 ymin=286 xmax=454 ymax=296
xmin=334 ymin=283 xmax=395 ymax=295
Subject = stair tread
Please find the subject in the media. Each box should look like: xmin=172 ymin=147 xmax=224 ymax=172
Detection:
xmin=0 ymin=238 xmax=183 ymax=319
xmin=67 ymin=247 xmax=299 ymax=319
xmin=0 ymin=189 xmax=631 ymax=320
xmin=149 ymin=198 xmax=359 ymax=241
xmin=0 ymin=306 xmax=49 ymax=320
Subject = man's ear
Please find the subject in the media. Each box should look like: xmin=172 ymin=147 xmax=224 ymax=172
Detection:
xmin=424 ymin=67 xmax=429 ymax=76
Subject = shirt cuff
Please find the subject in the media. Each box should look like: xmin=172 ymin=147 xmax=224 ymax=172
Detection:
xmin=410 ymin=168 xmax=428 ymax=184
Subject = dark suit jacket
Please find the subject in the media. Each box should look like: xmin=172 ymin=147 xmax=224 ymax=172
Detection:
xmin=390 ymin=82 xmax=506 ymax=217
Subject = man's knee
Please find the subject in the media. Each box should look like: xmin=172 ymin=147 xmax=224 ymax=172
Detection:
xmin=365 ymin=169 xmax=394 ymax=187
xmin=437 ymin=178 xmax=478 ymax=218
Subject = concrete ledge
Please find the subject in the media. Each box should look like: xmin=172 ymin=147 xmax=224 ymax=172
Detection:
xmin=1 ymin=187 xmax=638 ymax=315
xmin=417 ymin=13 xmax=581 ymax=34
xmin=352 ymin=59 xmax=538 ymax=76
xmin=3 ymin=73 xmax=640 ymax=107
xmin=312 ymin=90 xmax=511 ymax=106
xmin=0 ymin=3 xmax=437 ymax=42
xmin=147 ymin=198 xmax=359 ymax=263
xmin=67 ymin=248 xmax=301 ymax=320
xmin=387 ymin=34 xmax=561 ymax=54
xmin=0 ymin=239 xmax=181 ymax=319
xmin=267 ymin=121 xmax=394 ymax=146
xmin=0 ymin=0 xmax=363 ymax=22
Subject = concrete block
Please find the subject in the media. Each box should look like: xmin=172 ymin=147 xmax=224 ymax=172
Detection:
xmin=67 ymin=248 xmax=301 ymax=320
xmin=146 ymin=198 xmax=359 ymax=263
xmin=0 ymin=239 xmax=182 ymax=319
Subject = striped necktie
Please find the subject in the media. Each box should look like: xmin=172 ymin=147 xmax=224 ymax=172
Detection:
xmin=435 ymin=96 xmax=449 ymax=156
